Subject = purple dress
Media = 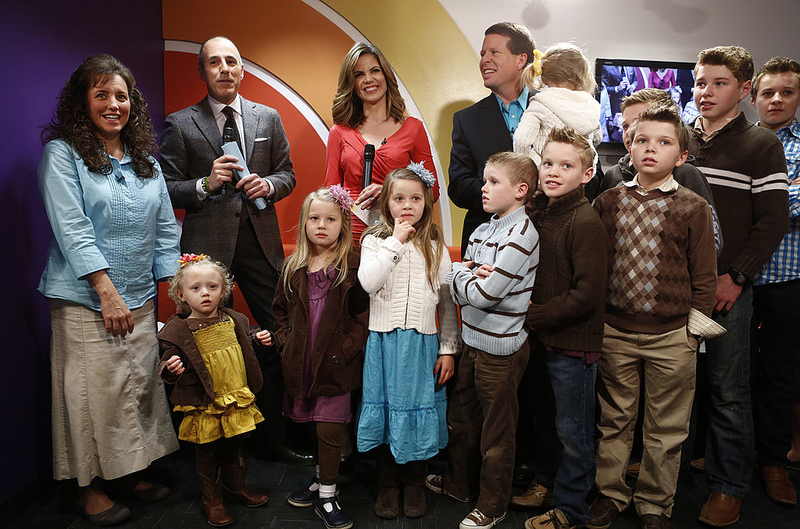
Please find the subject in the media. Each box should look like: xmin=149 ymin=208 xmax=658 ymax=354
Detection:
xmin=282 ymin=266 xmax=352 ymax=423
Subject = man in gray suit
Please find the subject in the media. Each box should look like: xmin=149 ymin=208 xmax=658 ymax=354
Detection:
xmin=160 ymin=36 xmax=308 ymax=464
xmin=160 ymin=35 xmax=294 ymax=330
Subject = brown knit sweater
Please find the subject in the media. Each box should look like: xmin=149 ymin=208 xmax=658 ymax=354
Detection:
xmin=594 ymin=183 xmax=717 ymax=334
xmin=527 ymin=187 xmax=608 ymax=353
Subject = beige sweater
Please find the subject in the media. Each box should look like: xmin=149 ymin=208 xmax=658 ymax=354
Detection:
xmin=358 ymin=234 xmax=460 ymax=355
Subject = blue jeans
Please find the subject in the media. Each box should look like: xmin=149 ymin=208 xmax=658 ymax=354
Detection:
xmin=704 ymin=286 xmax=754 ymax=499
xmin=547 ymin=350 xmax=597 ymax=527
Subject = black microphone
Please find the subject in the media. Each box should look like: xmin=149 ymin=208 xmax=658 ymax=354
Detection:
xmin=223 ymin=125 xmax=266 ymax=210
xmin=362 ymin=144 xmax=375 ymax=190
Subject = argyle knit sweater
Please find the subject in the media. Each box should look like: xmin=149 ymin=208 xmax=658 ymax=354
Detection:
xmin=594 ymin=184 xmax=717 ymax=334
xmin=690 ymin=112 xmax=788 ymax=279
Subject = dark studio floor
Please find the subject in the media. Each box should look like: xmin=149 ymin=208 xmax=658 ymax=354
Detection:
xmin=4 ymin=444 xmax=800 ymax=529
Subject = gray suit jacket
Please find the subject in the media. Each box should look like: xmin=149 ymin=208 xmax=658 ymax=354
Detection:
xmin=160 ymin=96 xmax=295 ymax=271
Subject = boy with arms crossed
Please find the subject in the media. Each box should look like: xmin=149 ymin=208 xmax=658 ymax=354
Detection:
xmin=589 ymin=106 xmax=717 ymax=529
xmin=428 ymin=152 xmax=539 ymax=529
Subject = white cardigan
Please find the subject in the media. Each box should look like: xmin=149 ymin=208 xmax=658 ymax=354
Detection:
xmin=358 ymin=234 xmax=460 ymax=355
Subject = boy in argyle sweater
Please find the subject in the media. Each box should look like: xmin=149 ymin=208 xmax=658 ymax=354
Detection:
xmin=588 ymin=106 xmax=717 ymax=529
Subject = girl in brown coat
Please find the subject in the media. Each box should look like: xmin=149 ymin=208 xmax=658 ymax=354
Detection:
xmin=158 ymin=255 xmax=272 ymax=527
xmin=265 ymin=186 xmax=369 ymax=529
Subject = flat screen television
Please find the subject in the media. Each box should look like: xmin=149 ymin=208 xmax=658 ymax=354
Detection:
xmin=595 ymin=58 xmax=697 ymax=148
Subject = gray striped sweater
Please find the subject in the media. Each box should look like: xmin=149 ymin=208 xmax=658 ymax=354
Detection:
xmin=447 ymin=207 xmax=539 ymax=355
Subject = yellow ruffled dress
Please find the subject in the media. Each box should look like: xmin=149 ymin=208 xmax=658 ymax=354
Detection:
xmin=175 ymin=316 xmax=264 ymax=444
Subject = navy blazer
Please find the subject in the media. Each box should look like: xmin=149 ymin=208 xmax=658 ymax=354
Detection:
xmin=447 ymin=94 xmax=513 ymax=254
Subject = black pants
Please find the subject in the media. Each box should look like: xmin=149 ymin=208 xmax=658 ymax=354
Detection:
xmin=752 ymin=279 xmax=800 ymax=467
xmin=228 ymin=218 xmax=286 ymax=447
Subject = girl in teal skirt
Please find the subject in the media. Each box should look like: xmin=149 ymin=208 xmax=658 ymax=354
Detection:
xmin=356 ymin=164 xmax=460 ymax=520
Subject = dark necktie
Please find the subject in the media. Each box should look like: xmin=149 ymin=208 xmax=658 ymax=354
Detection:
xmin=221 ymin=105 xmax=243 ymax=155
xmin=221 ymin=105 xmax=250 ymax=223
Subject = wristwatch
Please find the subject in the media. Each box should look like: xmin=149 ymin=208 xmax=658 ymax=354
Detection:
xmin=727 ymin=267 xmax=748 ymax=286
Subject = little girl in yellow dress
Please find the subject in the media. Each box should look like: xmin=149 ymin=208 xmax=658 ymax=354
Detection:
xmin=158 ymin=254 xmax=272 ymax=527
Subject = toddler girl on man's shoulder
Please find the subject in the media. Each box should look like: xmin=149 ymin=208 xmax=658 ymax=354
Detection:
xmin=514 ymin=42 xmax=603 ymax=167
xmin=158 ymin=254 xmax=270 ymax=528
xmin=357 ymin=164 xmax=460 ymax=520
xmin=265 ymin=185 xmax=369 ymax=529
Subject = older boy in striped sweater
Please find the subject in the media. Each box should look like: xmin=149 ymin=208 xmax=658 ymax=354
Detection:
xmin=427 ymin=151 xmax=539 ymax=529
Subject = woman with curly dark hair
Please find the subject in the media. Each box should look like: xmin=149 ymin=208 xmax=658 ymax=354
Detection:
xmin=38 ymin=54 xmax=181 ymax=526
xmin=323 ymin=42 xmax=439 ymax=242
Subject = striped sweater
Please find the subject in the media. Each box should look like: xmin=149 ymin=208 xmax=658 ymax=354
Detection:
xmin=447 ymin=206 xmax=539 ymax=355
xmin=690 ymin=112 xmax=789 ymax=279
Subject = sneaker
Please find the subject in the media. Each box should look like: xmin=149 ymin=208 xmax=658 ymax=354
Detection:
xmin=315 ymin=497 xmax=353 ymax=529
xmin=459 ymin=508 xmax=506 ymax=529
xmin=511 ymin=480 xmax=554 ymax=507
xmin=525 ymin=508 xmax=575 ymax=529
xmin=288 ymin=477 xmax=325 ymax=508
xmin=425 ymin=474 xmax=473 ymax=502
xmin=588 ymin=495 xmax=621 ymax=529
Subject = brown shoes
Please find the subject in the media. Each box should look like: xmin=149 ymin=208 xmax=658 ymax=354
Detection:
xmin=511 ymin=480 xmax=555 ymax=508
xmin=698 ymin=492 xmax=741 ymax=527
xmin=639 ymin=513 xmax=670 ymax=529
xmin=762 ymin=466 xmax=797 ymax=507
xmin=587 ymin=495 xmax=621 ymax=529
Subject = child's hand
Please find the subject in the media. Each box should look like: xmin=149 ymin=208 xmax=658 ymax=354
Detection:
xmin=165 ymin=355 xmax=185 ymax=376
xmin=461 ymin=260 xmax=475 ymax=269
xmin=434 ymin=355 xmax=455 ymax=385
xmin=473 ymin=264 xmax=494 ymax=278
xmin=256 ymin=329 xmax=273 ymax=346
xmin=392 ymin=218 xmax=416 ymax=244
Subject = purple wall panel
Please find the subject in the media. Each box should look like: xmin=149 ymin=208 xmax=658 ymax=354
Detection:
xmin=0 ymin=1 xmax=164 ymax=502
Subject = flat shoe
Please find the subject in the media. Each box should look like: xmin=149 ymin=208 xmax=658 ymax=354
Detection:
xmin=131 ymin=482 xmax=169 ymax=502
xmin=80 ymin=502 xmax=131 ymax=526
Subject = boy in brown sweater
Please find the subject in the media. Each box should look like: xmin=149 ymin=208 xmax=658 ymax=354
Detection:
xmin=589 ymin=106 xmax=717 ymax=529
xmin=524 ymin=128 xmax=608 ymax=529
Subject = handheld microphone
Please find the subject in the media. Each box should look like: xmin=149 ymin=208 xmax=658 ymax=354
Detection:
xmin=222 ymin=126 xmax=240 ymax=187
xmin=222 ymin=126 xmax=267 ymax=210
xmin=362 ymin=144 xmax=375 ymax=190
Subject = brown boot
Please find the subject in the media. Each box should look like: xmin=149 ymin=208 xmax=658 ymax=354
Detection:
xmin=221 ymin=458 xmax=269 ymax=507
xmin=375 ymin=450 xmax=400 ymax=519
xmin=198 ymin=470 xmax=233 ymax=527
xmin=402 ymin=461 xmax=428 ymax=518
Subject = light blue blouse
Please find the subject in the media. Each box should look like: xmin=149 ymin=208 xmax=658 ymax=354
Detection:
xmin=38 ymin=139 xmax=180 ymax=311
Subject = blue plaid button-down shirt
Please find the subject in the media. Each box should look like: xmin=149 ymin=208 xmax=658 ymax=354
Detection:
xmin=755 ymin=118 xmax=800 ymax=285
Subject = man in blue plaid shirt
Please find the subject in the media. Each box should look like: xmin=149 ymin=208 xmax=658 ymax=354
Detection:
xmin=750 ymin=56 xmax=800 ymax=507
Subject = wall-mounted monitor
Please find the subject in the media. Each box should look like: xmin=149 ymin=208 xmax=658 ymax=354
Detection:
xmin=595 ymin=58 xmax=697 ymax=148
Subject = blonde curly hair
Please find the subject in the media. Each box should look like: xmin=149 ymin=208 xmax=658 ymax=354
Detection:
xmin=168 ymin=255 xmax=234 ymax=316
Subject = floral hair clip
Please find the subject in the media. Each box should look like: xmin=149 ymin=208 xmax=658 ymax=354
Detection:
xmin=178 ymin=253 xmax=207 ymax=267
xmin=407 ymin=161 xmax=436 ymax=188
xmin=328 ymin=184 xmax=354 ymax=212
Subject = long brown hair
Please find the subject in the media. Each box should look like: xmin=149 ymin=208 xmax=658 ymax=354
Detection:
xmin=331 ymin=42 xmax=406 ymax=128
xmin=42 ymin=54 xmax=157 ymax=178
xmin=362 ymin=168 xmax=443 ymax=291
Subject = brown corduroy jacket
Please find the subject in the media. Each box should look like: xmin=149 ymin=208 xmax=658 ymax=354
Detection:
xmin=158 ymin=307 xmax=263 ymax=407
xmin=274 ymin=252 xmax=370 ymax=399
